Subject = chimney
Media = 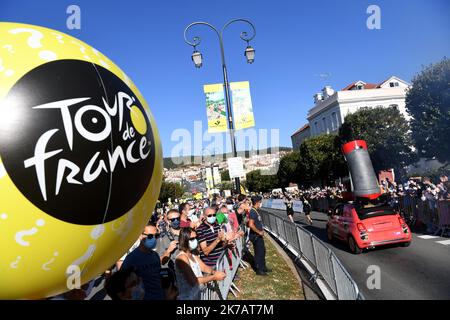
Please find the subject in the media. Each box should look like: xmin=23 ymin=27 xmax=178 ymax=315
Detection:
xmin=322 ymin=86 xmax=335 ymax=99
xmin=313 ymin=92 xmax=323 ymax=104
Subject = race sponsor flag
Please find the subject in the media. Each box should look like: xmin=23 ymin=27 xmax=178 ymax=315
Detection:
xmin=204 ymin=83 xmax=227 ymax=133
xmin=204 ymin=167 xmax=214 ymax=189
xmin=240 ymin=184 xmax=247 ymax=195
xmin=213 ymin=166 xmax=221 ymax=184
xmin=230 ymin=81 xmax=255 ymax=130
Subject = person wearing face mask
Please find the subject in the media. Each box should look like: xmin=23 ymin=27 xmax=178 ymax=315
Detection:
xmin=218 ymin=205 xmax=243 ymax=242
xmin=105 ymin=266 xmax=145 ymax=300
xmin=188 ymin=207 xmax=202 ymax=229
xmin=225 ymin=198 xmax=240 ymax=233
xmin=197 ymin=207 xmax=228 ymax=268
xmin=121 ymin=223 xmax=165 ymax=300
xmin=249 ymin=195 xmax=271 ymax=276
xmin=179 ymin=203 xmax=193 ymax=228
xmin=175 ymin=227 xmax=226 ymax=300
xmin=217 ymin=205 xmax=232 ymax=239
xmin=155 ymin=209 xmax=181 ymax=272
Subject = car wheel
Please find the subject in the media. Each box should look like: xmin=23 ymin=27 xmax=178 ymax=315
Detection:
xmin=348 ymin=236 xmax=362 ymax=254
xmin=326 ymin=226 xmax=333 ymax=242
xmin=400 ymin=241 xmax=411 ymax=247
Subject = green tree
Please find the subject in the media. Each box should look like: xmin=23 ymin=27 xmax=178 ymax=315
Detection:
xmin=299 ymin=134 xmax=347 ymax=184
xmin=220 ymin=169 xmax=230 ymax=182
xmin=406 ymin=57 xmax=450 ymax=166
xmin=246 ymin=170 xmax=279 ymax=192
xmin=277 ymin=151 xmax=301 ymax=187
xmin=218 ymin=181 xmax=234 ymax=192
xmin=338 ymin=106 xmax=416 ymax=173
xmin=158 ymin=180 xmax=184 ymax=203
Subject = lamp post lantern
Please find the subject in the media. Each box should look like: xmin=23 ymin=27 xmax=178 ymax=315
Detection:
xmin=244 ymin=45 xmax=255 ymax=64
xmin=184 ymin=18 xmax=256 ymax=194
xmin=191 ymin=50 xmax=203 ymax=68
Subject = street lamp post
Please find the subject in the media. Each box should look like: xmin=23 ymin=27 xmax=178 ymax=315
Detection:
xmin=211 ymin=164 xmax=216 ymax=192
xmin=184 ymin=19 xmax=256 ymax=195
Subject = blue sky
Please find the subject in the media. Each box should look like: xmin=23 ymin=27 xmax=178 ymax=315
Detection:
xmin=1 ymin=0 xmax=449 ymax=157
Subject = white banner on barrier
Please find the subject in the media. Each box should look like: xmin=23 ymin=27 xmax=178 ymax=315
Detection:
xmin=272 ymin=199 xmax=285 ymax=210
xmin=262 ymin=199 xmax=303 ymax=212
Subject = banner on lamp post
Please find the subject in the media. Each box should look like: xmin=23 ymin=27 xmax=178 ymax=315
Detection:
xmin=230 ymin=81 xmax=255 ymax=130
xmin=204 ymin=83 xmax=227 ymax=133
xmin=204 ymin=81 xmax=255 ymax=132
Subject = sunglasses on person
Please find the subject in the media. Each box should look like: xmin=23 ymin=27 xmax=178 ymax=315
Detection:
xmin=169 ymin=217 xmax=180 ymax=222
xmin=142 ymin=233 xmax=160 ymax=239
xmin=206 ymin=213 xmax=216 ymax=217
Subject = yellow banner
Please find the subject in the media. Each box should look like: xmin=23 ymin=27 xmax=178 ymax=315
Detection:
xmin=204 ymin=81 xmax=255 ymax=132
xmin=230 ymin=81 xmax=255 ymax=130
xmin=204 ymin=84 xmax=227 ymax=133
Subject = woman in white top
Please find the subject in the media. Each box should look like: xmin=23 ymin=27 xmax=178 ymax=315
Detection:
xmin=175 ymin=227 xmax=226 ymax=300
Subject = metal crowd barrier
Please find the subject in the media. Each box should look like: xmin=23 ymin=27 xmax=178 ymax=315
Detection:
xmin=260 ymin=209 xmax=363 ymax=300
xmin=437 ymin=200 xmax=450 ymax=236
xmin=201 ymin=235 xmax=246 ymax=300
xmin=396 ymin=196 xmax=450 ymax=236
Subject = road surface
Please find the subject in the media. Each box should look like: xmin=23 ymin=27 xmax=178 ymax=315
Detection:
xmin=263 ymin=208 xmax=450 ymax=300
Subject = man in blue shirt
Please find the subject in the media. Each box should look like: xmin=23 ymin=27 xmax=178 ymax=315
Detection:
xmin=121 ymin=223 xmax=165 ymax=300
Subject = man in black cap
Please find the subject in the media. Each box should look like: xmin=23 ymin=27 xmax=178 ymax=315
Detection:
xmin=249 ymin=195 xmax=270 ymax=276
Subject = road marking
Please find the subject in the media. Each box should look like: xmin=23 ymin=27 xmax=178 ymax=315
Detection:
xmin=436 ymin=240 xmax=450 ymax=246
xmin=417 ymin=235 xmax=440 ymax=239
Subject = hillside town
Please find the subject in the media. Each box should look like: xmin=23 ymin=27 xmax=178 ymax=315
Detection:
xmin=163 ymin=149 xmax=291 ymax=185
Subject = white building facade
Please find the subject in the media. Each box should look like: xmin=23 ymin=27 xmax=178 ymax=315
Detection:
xmin=291 ymin=124 xmax=311 ymax=150
xmin=307 ymin=76 xmax=411 ymax=137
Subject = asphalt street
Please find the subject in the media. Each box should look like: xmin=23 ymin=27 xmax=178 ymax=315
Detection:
xmin=263 ymin=208 xmax=450 ymax=300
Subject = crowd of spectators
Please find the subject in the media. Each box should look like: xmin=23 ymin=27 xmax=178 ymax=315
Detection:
xmin=381 ymin=175 xmax=449 ymax=207
xmin=100 ymin=193 xmax=266 ymax=300
xmin=265 ymin=185 xmax=344 ymax=202
xmin=263 ymin=175 xmax=449 ymax=232
xmin=380 ymin=176 xmax=449 ymax=232
xmin=264 ymin=175 xmax=449 ymax=209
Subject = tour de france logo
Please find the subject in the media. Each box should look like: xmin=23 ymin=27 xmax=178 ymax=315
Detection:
xmin=0 ymin=59 xmax=155 ymax=225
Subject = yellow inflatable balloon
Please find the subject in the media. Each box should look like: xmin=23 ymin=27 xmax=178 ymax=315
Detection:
xmin=0 ymin=22 xmax=162 ymax=299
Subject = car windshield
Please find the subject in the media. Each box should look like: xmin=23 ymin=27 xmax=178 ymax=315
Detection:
xmin=355 ymin=205 xmax=396 ymax=220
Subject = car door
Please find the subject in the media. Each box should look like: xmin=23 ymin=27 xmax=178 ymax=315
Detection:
xmin=340 ymin=205 xmax=353 ymax=238
xmin=331 ymin=204 xmax=344 ymax=239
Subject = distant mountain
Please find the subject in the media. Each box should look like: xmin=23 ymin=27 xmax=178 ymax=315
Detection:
xmin=163 ymin=147 xmax=292 ymax=169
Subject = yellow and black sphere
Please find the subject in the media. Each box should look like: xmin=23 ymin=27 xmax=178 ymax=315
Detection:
xmin=0 ymin=22 xmax=162 ymax=299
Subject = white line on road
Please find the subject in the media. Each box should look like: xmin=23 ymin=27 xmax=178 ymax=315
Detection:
xmin=435 ymin=240 xmax=450 ymax=246
xmin=417 ymin=235 xmax=440 ymax=239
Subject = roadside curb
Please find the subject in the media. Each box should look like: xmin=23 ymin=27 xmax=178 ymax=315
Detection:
xmin=266 ymin=232 xmax=320 ymax=300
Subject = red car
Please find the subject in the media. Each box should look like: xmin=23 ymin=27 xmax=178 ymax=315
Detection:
xmin=326 ymin=202 xmax=412 ymax=254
